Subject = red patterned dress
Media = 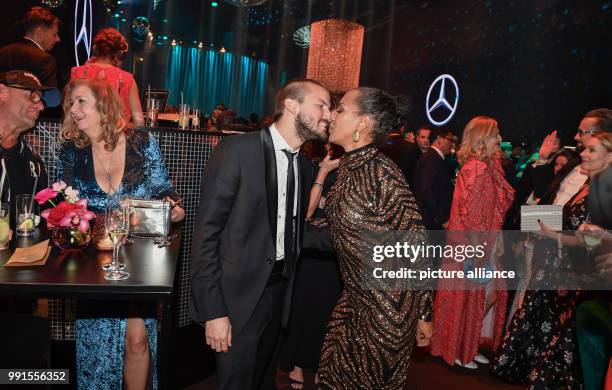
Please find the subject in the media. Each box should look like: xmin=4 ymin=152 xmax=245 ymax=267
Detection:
xmin=430 ymin=156 xmax=515 ymax=365
xmin=71 ymin=63 xmax=136 ymax=123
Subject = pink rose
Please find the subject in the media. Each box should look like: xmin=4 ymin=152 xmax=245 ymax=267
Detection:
xmin=35 ymin=188 xmax=58 ymax=205
xmin=52 ymin=181 xmax=67 ymax=192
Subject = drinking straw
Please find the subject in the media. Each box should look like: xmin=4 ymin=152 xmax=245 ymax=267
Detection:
xmin=29 ymin=175 xmax=38 ymax=215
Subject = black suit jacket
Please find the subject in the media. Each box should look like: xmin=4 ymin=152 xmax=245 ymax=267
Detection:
xmin=413 ymin=148 xmax=453 ymax=230
xmin=394 ymin=142 xmax=422 ymax=188
xmin=190 ymin=128 xmax=311 ymax=335
xmin=0 ymin=39 xmax=57 ymax=87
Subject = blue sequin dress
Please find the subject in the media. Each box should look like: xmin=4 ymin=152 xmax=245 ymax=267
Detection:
xmin=56 ymin=129 xmax=179 ymax=390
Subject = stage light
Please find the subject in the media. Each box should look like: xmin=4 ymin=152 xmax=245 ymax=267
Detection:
xmin=42 ymin=0 xmax=63 ymax=7
xmin=211 ymin=1 xmax=218 ymax=7
xmin=171 ymin=39 xmax=177 ymax=46
xmin=224 ymin=0 xmax=267 ymax=6
xmin=220 ymin=47 xmax=226 ymax=53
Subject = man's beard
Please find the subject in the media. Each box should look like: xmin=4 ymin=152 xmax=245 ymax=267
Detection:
xmin=295 ymin=113 xmax=328 ymax=143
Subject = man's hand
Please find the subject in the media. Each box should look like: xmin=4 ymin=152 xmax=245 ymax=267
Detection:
xmin=205 ymin=316 xmax=232 ymax=353
xmin=415 ymin=320 xmax=433 ymax=347
xmin=537 ymin=130 xmax=560 ymax=161
xmin=595 ymin=252 xmax=612 ymax=282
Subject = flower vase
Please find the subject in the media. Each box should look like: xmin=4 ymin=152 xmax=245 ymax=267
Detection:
xmin=52 ymin=226 xmax=91 ymax=251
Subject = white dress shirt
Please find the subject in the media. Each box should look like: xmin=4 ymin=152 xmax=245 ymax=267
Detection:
xmin=23 ymin=37 xmax=44 ymax=51
xmin=270 ymin=124 xmax=299 ymax=261
xmin=553 ymin=165 xmax=588 ymax=206
xmin=431 ymin=146 xmax=445 ymax=160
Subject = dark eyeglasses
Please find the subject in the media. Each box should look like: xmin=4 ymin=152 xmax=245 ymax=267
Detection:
xmin=7 ymin=85 xmax=45 ymax=107
xmin=577 ymin=128 xmax=597 ymax=136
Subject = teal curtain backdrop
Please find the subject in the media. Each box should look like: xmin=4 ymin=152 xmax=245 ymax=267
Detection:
xmin=166 ymin=46 xmax=268 ymax=117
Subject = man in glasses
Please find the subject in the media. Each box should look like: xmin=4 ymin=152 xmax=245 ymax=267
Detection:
xmin=0 ymin=69 xmax=61 ymax=369
xmin=0 ymin=70 xmax=60 ymax=218
xmin=536 ymin=108 xmax=612 ymax=206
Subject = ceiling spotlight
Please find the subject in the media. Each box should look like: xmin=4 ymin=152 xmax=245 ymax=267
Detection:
xmin=220 ymin=47 xmax=226 ymax=53
xmin=223 ymin=0 xmax=267 ymax=7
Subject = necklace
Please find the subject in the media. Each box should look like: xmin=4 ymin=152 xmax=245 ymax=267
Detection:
xmin=93 ymin=143 xmax=116 ymax=194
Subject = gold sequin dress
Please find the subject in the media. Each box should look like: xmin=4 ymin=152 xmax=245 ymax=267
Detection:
xmin=318 ymin=144 xmax=433 ymax=390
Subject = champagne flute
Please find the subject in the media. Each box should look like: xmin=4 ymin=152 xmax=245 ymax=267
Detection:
xmin=101 ymin=205 xmax=126 ymax=271
xmin=120 ymin=193 xmax=134 ymax=246
xmin=104 ymin=205 xmax=130 ymax=281
xmin=580 ymin=217 xmax=604 ymax=274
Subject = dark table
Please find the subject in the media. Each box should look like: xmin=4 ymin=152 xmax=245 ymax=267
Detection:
xmin=0 ymin=225 xmax=182 ymax=389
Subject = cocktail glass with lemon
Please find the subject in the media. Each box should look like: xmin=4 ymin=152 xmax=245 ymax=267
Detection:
xmin=0 ymin=203 xmax=9 ymax=250
xmin=16 ymin=194 xmax=35 ymax=237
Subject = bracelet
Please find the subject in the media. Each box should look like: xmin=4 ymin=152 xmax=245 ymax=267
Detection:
xmin=313 ymin=182 xmax=324 ymax=188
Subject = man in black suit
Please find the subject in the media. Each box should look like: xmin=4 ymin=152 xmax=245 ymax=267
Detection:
xmin=0 ymin=6 xmax=60 ymax=88
xmin=413 ymin=127 xmax=455 ymax=230
xmin=190 ymin=79 xmax=331 ymax=389
xmin=395 ymin=125 xmax=431 ymax=187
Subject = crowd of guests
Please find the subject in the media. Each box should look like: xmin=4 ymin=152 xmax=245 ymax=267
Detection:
xmin=0 ymin=5 xmax=611 ymax=390
xmin=190 ymin=75 xmax=612 ymax=390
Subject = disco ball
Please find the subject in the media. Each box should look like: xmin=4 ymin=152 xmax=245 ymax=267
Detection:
xmin=223 ymin=0 xmax=268 ymax=7
xmin=292 ymin=25 xmax=310 ymax=48
xmin=41 ymin=0 xmax=63 ymax=7
xmin=102 ymin=0 xmax=119 ymax=13
xmin=131 ymin=16 xmax=151 ymax=42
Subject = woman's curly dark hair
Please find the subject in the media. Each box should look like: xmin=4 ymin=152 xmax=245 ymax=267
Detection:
xmin=353 ymin=87 xmax=408 ymax=144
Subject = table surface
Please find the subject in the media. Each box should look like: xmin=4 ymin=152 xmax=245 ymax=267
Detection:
xmin=0 ymin=226 xmax=182 ymax=300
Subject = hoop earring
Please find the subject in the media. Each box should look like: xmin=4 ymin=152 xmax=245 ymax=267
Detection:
xmin=352 ymin=130 xmax=360 ymax=143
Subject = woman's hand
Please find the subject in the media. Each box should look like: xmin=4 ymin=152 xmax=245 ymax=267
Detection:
xmin=535 ymin=220 xmax=557 ymax=240
xmin=576 ymin=223 xmax=607 ymax=245
xmin=415 ymin=320 xmax=433 ymax=347
xmin=319 ymin=154 xmax=340 ymax=175
xmin=166 ymin=197 xmax=185 ymax=222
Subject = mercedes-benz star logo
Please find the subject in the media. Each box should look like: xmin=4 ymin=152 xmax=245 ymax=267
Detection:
xmin=74 ymin=0 xmax=93 ymax=66
xmin=425 ymin=74 xmax=459 ymax=126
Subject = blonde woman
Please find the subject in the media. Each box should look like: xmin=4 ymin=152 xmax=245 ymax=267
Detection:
xmin=430 ymin=116 xmax=515 ymax=369
xmin=56 ymin=77 xmax=184 ymax=389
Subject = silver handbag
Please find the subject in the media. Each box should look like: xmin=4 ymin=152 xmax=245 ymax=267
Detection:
xmin=125 ymin=198 xmax=171 ymax=237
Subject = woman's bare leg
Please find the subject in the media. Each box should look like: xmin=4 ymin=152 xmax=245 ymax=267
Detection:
xmin=124 ymin=318 xmax=151 ymax=389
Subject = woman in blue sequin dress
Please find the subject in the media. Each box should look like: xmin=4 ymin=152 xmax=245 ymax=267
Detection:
xmin=56 ymin=78 xmax=184 ymax=389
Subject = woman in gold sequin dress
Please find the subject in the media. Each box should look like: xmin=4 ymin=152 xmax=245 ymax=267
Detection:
xmin=317 ymin=88 xmax=434 ymax=389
